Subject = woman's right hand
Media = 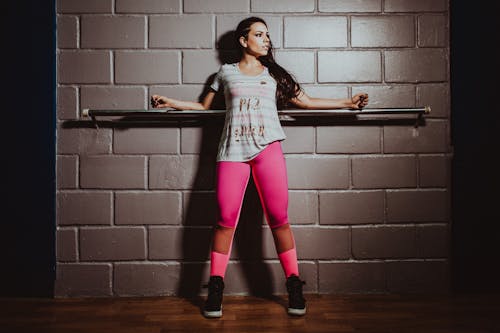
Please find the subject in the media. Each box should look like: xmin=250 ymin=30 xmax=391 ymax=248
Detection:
xmin=150 ymin=95 xmax=170 ymax=108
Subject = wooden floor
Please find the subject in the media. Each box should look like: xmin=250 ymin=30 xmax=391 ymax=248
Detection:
xmin=1 ymin=293 xmax=499 ymax=333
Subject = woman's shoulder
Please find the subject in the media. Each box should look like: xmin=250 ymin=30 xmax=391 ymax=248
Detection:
xmin=220 ymin=63 xmax=238 ymax=71
xmin=215 ymin=63 xmax=238 ymax=79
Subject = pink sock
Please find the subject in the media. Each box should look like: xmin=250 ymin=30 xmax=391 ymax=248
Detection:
xmin=210 ymin=251 xmax=229 ymax=278
xmin=278 ymin=248 xmax=299 ymax=278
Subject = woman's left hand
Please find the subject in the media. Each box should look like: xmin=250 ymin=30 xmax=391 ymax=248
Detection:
xmin=351 ymin=93 xmax=369 ymax=109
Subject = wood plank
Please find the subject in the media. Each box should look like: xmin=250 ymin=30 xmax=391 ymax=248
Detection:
xmin=0 ymin=294 xmax=498 ymax=333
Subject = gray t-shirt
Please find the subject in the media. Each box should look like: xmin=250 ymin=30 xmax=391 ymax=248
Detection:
xmin=211 ymin=63 xmax=286 ymax=162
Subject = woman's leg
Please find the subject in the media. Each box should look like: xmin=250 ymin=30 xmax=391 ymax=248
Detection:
xmin=204 ymin=161 xmax=250 ymax=318
xmin=210 ymin=161 xmax=250 ymax=278
xmin=251 ymin=141 xmax=299 ymax=278
xmin=252 ymin=142 xmax=306 ymax=316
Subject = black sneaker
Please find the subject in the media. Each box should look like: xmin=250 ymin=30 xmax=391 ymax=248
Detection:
xmin=203 ymin=276 xmax=224 ymax=318
xmin=286 ymin=274 xmax=306 ymax=316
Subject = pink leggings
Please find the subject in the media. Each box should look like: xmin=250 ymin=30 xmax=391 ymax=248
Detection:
xmin=216 ymin=141 xmax=288 ymax=229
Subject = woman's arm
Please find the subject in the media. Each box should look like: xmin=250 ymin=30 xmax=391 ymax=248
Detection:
xmin=290 ymin=90 xmax=369 ymax=110
xmin=151 ymin=91 xmax=216 ymax=110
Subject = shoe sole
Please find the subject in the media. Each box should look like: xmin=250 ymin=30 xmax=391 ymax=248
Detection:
xmin=288 ymin=307 xmax=306 ymax=316
xmin=203 ymin=308 xmax=222 ymax=318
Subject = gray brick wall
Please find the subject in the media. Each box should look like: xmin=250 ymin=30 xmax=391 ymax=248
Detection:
xmin=55 ymin=0 xmax=451 ymax=297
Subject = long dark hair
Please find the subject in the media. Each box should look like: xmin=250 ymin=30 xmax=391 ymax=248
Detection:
xmin=235 ymin=17 xmax=301 ymax=110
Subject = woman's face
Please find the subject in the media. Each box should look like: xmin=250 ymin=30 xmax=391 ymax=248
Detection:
xmin=240 ymin=22 xmax=271 ymax=57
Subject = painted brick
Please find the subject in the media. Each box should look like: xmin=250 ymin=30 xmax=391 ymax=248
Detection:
xmin=176 ymin=262 xmax=210 ymax=296
xmin=251 ymin=0 xmax=315 ymax=12
xmin=57 ymin=191 xmax=112 ymax=226
xmin=386 ymin=189 xmax=448 ymax=222
xmin=318 ymin=51 xmax=381 ymax=83
xmin=55 ymin=263 xmax=112 ymax=297
xmin=282 ymin=127 xmax=315 ymax=153
xmin=115 ymin=51 xmax=180 ymax=84
xmin=54 ymin=0 xmax=451 ymax=297
xmin=81 ymin=86 xmax=147 ymax=110
xmin=149 ymin=155 xmax=215 ymax=190
xmin=294 ymin=227 xmax=350 ymax=259
xmin=383 ymin=120 xmax=448 ymax=153
xmin=57 ymin=15 xmax=78 ymax=49
xmin=57 ymin=155 xmax=78 ymax=189
xmin=57 ymin=86 xmax=78 ymax=120
xmin=57 ymin=228 xmax=77 ymax=261
xmin=286 ymin=156 xmax=349 ymax=190
xmin=235 ymin=223 xmax=271 ymax=257
xmin=113 ymin=127 xmax=179 ymax=154
xmin=302 ymin=85 xmax=348 ymax=99
xmin=285 ymin=16 xmax=347 ymax=48
xmin=115 ymin=191 xmax=182 ymax=225
xmin=81 ymin=16 xmax=146 ymax=49
xmin=317 ymin=126 xmax=381 ymax=153
xmin=289 ymin=191 xmax=318 ymax=224
xmin=352 ymin=226 xmax=417 ymax=259
xmin=237 ymin=228 xmax=269 ymax=258
xmin=150 ymin=85 xmax=206 ymax=104
xmin=416 ymin=224 xmax=449 ymax=258
xmin=216 ymin=15 xmax=282 ymax=49
xmin=418 ymin=15 xmax=448 ymax=47
xmin=385 ymin=49 xmax=448 ymax=82
xmin=250 ymin=228 xmax=271 ymax=256
xmin=319 ymin=0 xmax=382 ymax=12
xmin=243 ymin=231 xmax=274 ymax=257
xmin=114 ymin=263 xmax=180 ymax=296
xmin=238 ymin=231 xmax=274 ymax=258
xmin=319 ymin=262 xmax=386 ymax=293
xmin=180 ymin=125 xmax=223 ymax=155
xmin=80 ymin=155 xmax=147 ymax=189
xmin=224 ymin=262 xmax=317 ymax=294
xmin=320 ymin=190 xmax=385 ymax=224
xmin=182 ymin=191 xmax=217 ymax=226
xmin=384 ymin=0 xmax=447 ymax=13
xmin=274 ymin=51 xmax=315 ymax=84
xmin=386 ymin=261 xmax=449 ymax=293
xmin=417 ymin=83 xmax=450 ymax=118
xmin=352 ymin=155 xmax=417 ymax=189
xmin=57 ymin=0 xmax=113 ymax=13
xmin=184 ymin=0 xmax=249 ymax=13
xmin=352 ymin=85 xmax=416 ymax=108
xmin=182 ymin=50 xmax=221 ymax=84
xmin=57 ymin=127 xmax=111 ymax=154
xmin=80 ymin=227 xmax=146 ymax=261
xmin=148 ymin=226 xmax=211 ymax=260
xmin=116 ymin=0 xmax=181 ymax=13
xmin=419 ymin=155 xmax=450 ymax=188
xmin=149 ymin=15 xmax=213 ymax=48
xmin=352 ymin=16 xmax=414 ymax=48
xmin=58 ymin=51 xmax=112 ymax=84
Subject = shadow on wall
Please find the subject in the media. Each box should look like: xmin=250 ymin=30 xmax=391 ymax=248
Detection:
xmin=59 ymin=30 xmax=278 ymax=299
xmin=177 ymin=30 xmax=275 ymax=301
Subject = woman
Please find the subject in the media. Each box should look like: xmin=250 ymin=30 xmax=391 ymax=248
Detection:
xmin=151 ymin=17 xmax=369 ymax=318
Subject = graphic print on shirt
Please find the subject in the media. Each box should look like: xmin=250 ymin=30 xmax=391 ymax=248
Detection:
xmin=234 ymin=96 xmax=265 ymax=142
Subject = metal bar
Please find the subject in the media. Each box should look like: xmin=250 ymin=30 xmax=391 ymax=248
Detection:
xmin=81 ymin=106 xmax=430 ymax=119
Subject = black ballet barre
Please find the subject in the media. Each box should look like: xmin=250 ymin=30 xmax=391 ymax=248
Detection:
xmin=81 ymin=106 xmax=430 ymax=123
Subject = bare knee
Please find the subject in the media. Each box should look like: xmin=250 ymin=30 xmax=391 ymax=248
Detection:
xmin=214 ymin=224 xmax=235 ymax=236
xmin=272 ymin=223 xmax=290 ymax=232
xmin=267 ymin=215 xmax=288 ymax=229
xmin=218 ymin=210 xmax=240 ymax=228
xmin=271 ymin=223 xmax=295 ymax=253
xmin=212 ymin=224 xmax=236 ymax=254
